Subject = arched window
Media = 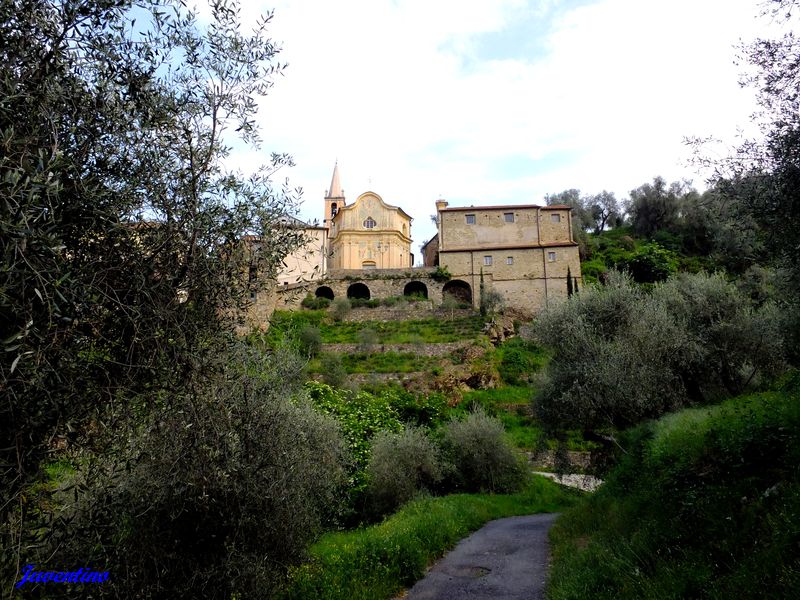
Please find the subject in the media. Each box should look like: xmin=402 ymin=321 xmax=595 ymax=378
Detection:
xmin=330 ymin=202 xmax=338 ymax=216
xmin=363 ymin=216 xmax=376 ymax=229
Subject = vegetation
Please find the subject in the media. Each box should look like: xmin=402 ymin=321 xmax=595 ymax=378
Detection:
xmin=531 ymin=271 xmax=786 ymax=436
xmin=547 ymin=378 xmax=800 ymax=599
xmin=280 ymin=476 xmax=578 ymax=600
xmin=365 ymin=427 xmax=444 ymax=517
xmin=440 ymin=409 xmax=528 ymax=494
xmin=1 ymin=1 xmax=321 ymax=596
xmin=264 ymin=310 xmax=486 ymax=345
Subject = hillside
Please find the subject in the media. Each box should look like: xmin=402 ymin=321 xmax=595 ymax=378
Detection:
xmin=547 ymin=375 xmax=800 ymax=599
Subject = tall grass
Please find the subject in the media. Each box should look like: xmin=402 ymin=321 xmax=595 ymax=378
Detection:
xmin=547 ymin=378 xmax=800 ymax=599
xmin=279 ymin=475 xmax=578 ymax=600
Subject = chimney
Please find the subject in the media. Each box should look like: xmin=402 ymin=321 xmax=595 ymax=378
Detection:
xmin=435 ymin=199 xmax=448 ymax=211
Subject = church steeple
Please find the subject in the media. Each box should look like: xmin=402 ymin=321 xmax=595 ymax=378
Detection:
xmin=326 ymin=161 xmax=345 ymax=200
xmin=324 ymin=161 xmax=346 ymax=232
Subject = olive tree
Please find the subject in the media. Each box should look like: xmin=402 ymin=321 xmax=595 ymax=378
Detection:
xmin=0 ymin=0 xmax=310 ymax=592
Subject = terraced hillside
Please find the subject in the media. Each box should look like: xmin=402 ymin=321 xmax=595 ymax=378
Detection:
xmin=260 ymin=302 xmax=593 ymax=462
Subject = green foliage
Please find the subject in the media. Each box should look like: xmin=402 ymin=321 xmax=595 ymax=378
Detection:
xmin=366 ymin=427 xmax=444 ymax=518
xmin=496 ymin=337 xmax=548 ymax=386
xmin=356 ymin=327 xmax=379 ymax=353
xmin=302 ymin=294 xmax=331 ymax=310
xmin=305 ymin=382 xmax=404 ymax=487
xmin=319 ymin=354 xmax=348 ymax=388
xmin=440 ymin=409 xmax=528 ymax=493
xmin=431 ymin=265 xmax=452 ymax=282
xmin=1 ymin=0 xmax=309 ymax=590
xmin=331 ymin=298 xmax=352 ymax=321
xmin=350 ymin=298 xmax=381 ymax=308
xmin=621 ymin=242 xmax=678 ymax=283
xmin=310 ymin=351 xmax=440 ymax=375
xmin=299 ymin=324 xmax=323 ymax=357
xmin=279 ymin=476 xmax=578 ymax=600
xmin=533 ymin=271 xmax=786 ymax=433
xmin=548 ymin=383 xmax=800 ymax=599
xmin=44 ymin=346 xmax=346 ymax=599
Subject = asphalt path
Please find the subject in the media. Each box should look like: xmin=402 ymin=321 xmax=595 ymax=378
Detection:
xmin=403 ymin=513 xmax=559 ymax=600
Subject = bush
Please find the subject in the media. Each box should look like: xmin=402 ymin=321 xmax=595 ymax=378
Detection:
xmin=532 ymin=271 xmax=786 ymax=433
xmin=298 ymin=324 xmax=322 ymax=356
xmin=440 ymin=409 xmax=527 ymax=493
xmin=301 ymin=294 xmax=331 ymax=310
xmin=366 ymin=427 xmax=443 ymax=517
xmin=45 ymin=347 xmax=346 ymax=599
xmin=319 ymin=353 xmax=348 ymax=388
xmin=331 ymin=298 xmax=352 ymax=321
xmin=357 ymin=327 xmax=379 ymax=353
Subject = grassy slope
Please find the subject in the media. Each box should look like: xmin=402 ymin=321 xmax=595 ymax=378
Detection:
xmin=279 ymin=475 xmax=579 ymax=600
xmin=547 ymin=379 xmax=800 ymax=599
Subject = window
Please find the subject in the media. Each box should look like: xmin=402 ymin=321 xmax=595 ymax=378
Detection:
xmin=249 ymin=291 xmax=257 ymax=301
xmin=547 ymin=251 xmax=556 ymax=262
xmin=504 ymin=212 xmax=514 ymax=223
xmin=363 ymin=216 xmax=376 ymax=229
xmin=484 ymin=255 xmax=493 ymax=266
xmin=362 ymin=261 xmax=377 ymax=269
xmin=466 ymin=214 xmax=476 ymax=224
xmin=551 ymin=213 xmax=561 ymax=223
xmin=506 ymin=256 xmax=514 ymax=265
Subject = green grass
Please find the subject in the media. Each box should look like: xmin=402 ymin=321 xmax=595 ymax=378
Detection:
xmin=263 ymin=310 xmax=487 ymax=345
xmin=547 ymin=379 xmax=800 ymax=599
xmin=309 ymin=351 xmax=441 ymax=374
xmin=279 ymin=475 xmax=579 ymax=600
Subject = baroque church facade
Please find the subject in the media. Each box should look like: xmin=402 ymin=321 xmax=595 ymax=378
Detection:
xmin=323 ymin=163 xmax=414 ymax=270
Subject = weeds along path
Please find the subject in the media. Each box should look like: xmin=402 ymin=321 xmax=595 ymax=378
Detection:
xmin=402 ymin=513 xmax=558 ymax=600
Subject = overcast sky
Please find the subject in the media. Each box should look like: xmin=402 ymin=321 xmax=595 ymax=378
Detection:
xmin=216 ymin=0 xmax=774 ymax=256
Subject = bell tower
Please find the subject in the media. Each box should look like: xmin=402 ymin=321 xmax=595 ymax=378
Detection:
xmin=324 ymin=161 xmax=345 ymax=233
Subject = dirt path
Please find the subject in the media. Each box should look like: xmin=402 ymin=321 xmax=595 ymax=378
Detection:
xmin=401 ymin=513 xmax=558 ymax=600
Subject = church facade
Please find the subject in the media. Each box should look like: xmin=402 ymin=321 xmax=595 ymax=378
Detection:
xmin=323 ymin=163 xmax=413 ymax=270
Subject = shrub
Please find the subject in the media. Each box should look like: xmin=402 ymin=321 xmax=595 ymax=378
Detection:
xmin=440 ymin=408 xmax=527 ymax=493
xmin=320 ymin=353 xmax=348 ymax=388
xmin=357 ymin=327 xmax=379 ymax=353
xmin=532 ymin=271 xmax=786 ymax=433
xmin=47 ymin=347 xmax=346 ymax=599
xmin=431 ymin=265 xmax=451 ymax=282
xmin=366 ymin=427 xmax=443 ymax=517
xmin=301 ymin=294 xmax=331 ymax=310
xmin=331 ymin=298 xmax=352 ymax=321
xmin=298 ymin=324 xmax=322 ymax=356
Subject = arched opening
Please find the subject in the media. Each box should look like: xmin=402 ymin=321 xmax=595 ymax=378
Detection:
xmin=330 ymin=202 xmax=338 ymax=216
xmin=315 ymin=286 xmax=334 ymax=300
xmin=347 ymin=282 xmax=371 ymax=300
xmin=442 ymin=279 xmax=472 ymax=304
xmin=403 ymin=281 xmax=428 ymax=299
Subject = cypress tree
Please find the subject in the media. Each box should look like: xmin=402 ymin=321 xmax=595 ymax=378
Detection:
xmin=567 ymin=266 xmax=574 ymax=297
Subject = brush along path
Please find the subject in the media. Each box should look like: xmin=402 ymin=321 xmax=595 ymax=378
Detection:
xmin=402 ymin=513 xmax=558 ymax=600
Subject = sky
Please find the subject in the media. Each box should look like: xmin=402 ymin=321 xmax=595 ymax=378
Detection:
xmin=208 ymin=0 xmax=776 ymax=258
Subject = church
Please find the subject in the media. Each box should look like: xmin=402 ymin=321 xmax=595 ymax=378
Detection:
xmin=322 ymin=163 xmax=414 ymax=270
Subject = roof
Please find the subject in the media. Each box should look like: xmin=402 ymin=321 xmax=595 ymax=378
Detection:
xmin=420 ymin=233 xmax=438 ymax=250
xmin=439 ymin=203 xmax=572 ymax=212
xmin=326 ymin=161 xmax=344 ymax=199
xmin=335 ymin=191 xmax=414 ymax=221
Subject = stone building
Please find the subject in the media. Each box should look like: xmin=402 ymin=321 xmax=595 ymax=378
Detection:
xmin=425 ymin=200 xmax=580 ymax=314
xmin=323 ymin=163 xmax=413 ymax=270
xmin=242 ymin=164 xmax=582 ymax=328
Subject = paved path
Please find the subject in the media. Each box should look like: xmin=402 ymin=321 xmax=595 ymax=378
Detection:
xmin=403 ymin=513 xmax=558 ymax=600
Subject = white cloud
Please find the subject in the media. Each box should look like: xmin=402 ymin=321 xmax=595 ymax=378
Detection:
xmin=218 ymin=0 xmax=771 ymax=252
